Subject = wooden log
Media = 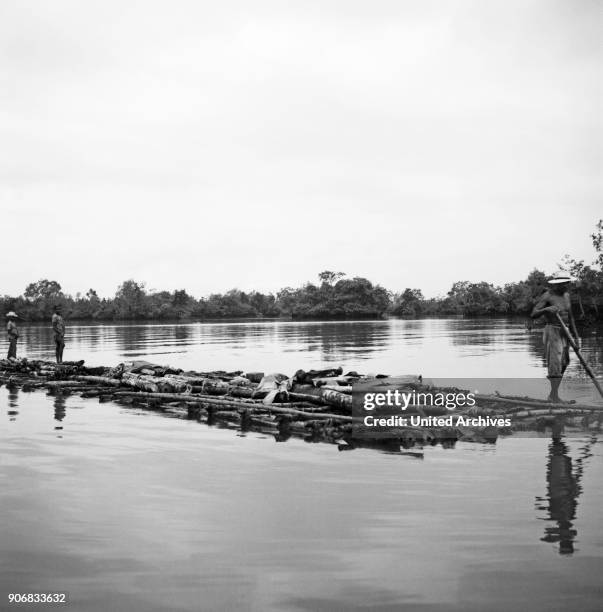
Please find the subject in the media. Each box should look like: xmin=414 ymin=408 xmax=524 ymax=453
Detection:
xmin=188 ymin=370 xmax=243 ymax=381
xmin=320 ymin=385 xmax=352 ymax=394
xmin=0 ymin=376 xmax=47 ymax=387
xmin=513 ymin=407 xmax=598 ymax=418
xmin=475 ymin=394 xmax=603 ymax=411
xmin=180 ymin=392 xmax=295 ymax=408
xmin=114 ymin=391 xmax=251 ymax=409
xmin=264 ymin=405 xmax=353 ymax=422
xmin=283 ymin=403 xmax=337 ymax=411
xmin=202 ymin=379 xmax=230 ymax=395
xmin=228 ymin=386 xmax=255 ymax=399
xmin=111 ymin=391 xmax=353 ymax=421
xmin=122 ymin=372 xmax=160 ymax=393
xmin=74 ymin=375 xmax=122 ymax=387
xmin=127 ymin=374 xmax=192 ymax=394
xmin=164 ymin=374 xmax=209 ymax=385
xmin=79 ymin=389 xmax=110 ymax=398
xmin=45 ymin=380 xmax=88 ymax=388
xmin=517 ymin=415 xmax=593 ymax=427
xmin=313 ymin=376 xmax=356 ymax=387
xmin=122 ymin=372 xmax=191 ymax=394
xmin=40 ymin=365 xmax=82 ymax=376
xmin=288 ymin=392 xmax=328 ymax=406
xmin=158 ymin=378 xmax=191 ymax=393
xmin=81 ymin=366 xmax=107 ymax=376
xmin=320 ymin=388 xmax=352 ymax=410
xmin=293 ymin=367 xmax=343 ymax=384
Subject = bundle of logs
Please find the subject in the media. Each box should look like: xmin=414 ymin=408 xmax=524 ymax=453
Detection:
xmin=1 ymin=357 xmax=601 ymax=452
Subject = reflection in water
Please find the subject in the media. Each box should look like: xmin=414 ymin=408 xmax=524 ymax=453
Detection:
xmin=447 ymin=318 xmax=505 ymax=347
xmin=1 ymin=319 xmax=601 ymax=390
xmin=116 ymin=323 xmax=196 ymax=358
xmin=298 ymin=321 xmax=393 ymax=361
xmin=7 ymin=385 xmax=19 ymax=421
xmin=54 ymin=393 xmax=66 ymax=431
xmin=540 ymin=440 xmax=580 ymax=554
xmin=537 ymin=437 xmax=596 ymax=555
xmin=1 ymin=383 xmax=603 ymax=610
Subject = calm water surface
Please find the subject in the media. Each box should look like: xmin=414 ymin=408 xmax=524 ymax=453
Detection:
xmin=5 ymin=316 xmax=603 ymax=376
xmin=1 ymin=319 xmax=602 ymax=611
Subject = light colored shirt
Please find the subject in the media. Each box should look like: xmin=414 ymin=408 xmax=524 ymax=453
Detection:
xmin=52 ymin=313 xmax=65 ymax=337
xmin=7 ymin=320 xmax=19 ymax=340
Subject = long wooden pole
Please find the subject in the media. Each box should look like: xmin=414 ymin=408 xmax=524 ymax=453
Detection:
xmin=555 ymin=313 xmax=603 ymax=401
xmin=112 ymin=391 xmax=353 ymax=421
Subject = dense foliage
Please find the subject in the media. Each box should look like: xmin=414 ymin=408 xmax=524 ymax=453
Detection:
xmin=2 ymin=222 xmax=602 ymax=322
xmin=390 ymin=220 xmax=603 ymax=320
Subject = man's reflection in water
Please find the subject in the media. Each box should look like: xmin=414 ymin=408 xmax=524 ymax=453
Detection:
xmin=7 ymin=385 xmax=19 ymax=421
xmin=539 ymin=431 xmax=596 ymax=555
xmin=54 ymin=393 xmax=66 ymax=430
xmin=541 ymin=439 xmax=580 ymax=554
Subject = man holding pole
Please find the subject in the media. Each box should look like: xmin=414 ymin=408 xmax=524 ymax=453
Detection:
xmin=531 ymin=272 xmax=580 ymax=402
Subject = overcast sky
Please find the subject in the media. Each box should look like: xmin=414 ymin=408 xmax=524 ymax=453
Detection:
xmin=1 ymin=0 xmax=601 ymax=299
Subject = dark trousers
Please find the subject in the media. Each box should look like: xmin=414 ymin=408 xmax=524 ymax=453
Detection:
xmin=7 ymin=338 xmax=17 ymax=359
xmin=55 ymin=336 xmax=65 ymax=363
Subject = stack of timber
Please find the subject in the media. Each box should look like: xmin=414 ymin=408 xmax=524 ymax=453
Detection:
xmin=1 ymin=357 xmax=601 ymax=452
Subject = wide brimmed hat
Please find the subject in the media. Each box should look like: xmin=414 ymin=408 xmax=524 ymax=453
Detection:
xmin=548 ymin=271 xmax=575 ymax=285
xmin=5 ymin=311 xmax=19 ymax=318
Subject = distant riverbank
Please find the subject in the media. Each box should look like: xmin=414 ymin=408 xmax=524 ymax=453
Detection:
xmin=3 ymin=223 xmax=603 ymax=324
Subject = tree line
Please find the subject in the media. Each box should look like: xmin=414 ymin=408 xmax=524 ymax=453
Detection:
xmin=3 ymin=221 xmax=602 ymax=323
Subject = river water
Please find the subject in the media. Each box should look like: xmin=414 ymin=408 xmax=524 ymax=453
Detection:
xmin=1 ymin=318 xmax=602 ymax=611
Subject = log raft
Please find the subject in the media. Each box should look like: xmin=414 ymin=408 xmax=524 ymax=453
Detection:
xmin=1 ymin=357 xmax=601 ymax=450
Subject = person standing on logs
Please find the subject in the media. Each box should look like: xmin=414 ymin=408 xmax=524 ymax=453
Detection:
xmin=5 ymin=311 xmax=20 ymax=360
xmin=52 ymin=305 xmax=66 ymax=363
xmin=531 ymin=272 xmax=581 ymax=402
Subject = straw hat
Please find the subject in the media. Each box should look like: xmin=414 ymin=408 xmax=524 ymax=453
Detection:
xmin=5 ymin=311 xmax=19 ymax=318
xmin=548 ymin=271 xmax=575 ymax=285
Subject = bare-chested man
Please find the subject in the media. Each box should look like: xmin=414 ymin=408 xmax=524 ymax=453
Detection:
xmin=531 ymin=272 xmax=581 ymax=402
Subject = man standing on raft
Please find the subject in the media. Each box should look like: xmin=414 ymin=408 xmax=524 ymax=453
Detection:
xmin=5 ymin=311 xmax=20 ymax=360
xmin=531 ymin=272 xmax=581 ymax=402
xmin=52 ymin=305 xmax=66 ymax=364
